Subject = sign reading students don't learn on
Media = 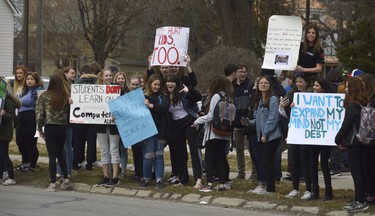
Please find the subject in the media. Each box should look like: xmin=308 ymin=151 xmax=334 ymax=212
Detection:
xmin=287 ymin=93 xmax=345 ymax=146
xmin=69 ymin=84 xmax=120 ymax=124
xmin=150 ymin=26 xmax=189 ymax=67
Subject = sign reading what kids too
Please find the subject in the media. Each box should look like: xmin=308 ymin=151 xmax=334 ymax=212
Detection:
xmin=150 ymin=26 xmax=190 ymax=67
xmin=69 ymin=84 xmax=120 ymax=124
xmin=287 ymin=93 xmax=345 ymax=146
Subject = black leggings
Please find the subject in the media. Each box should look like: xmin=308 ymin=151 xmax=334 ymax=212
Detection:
xmin=0 ymin=141 xmax=15 ymax=179
xmin=16 ymin=111 xmax=38 ymax=167
xmin=259 ymin=138 xmax=281 ymax=192
xmin=45 ymin=124 xmax=68 ymax=183
xmin=205 ymin=139 xmax=227 ymax=184
xmin=310 ymin=145 xmax=332 ymax=196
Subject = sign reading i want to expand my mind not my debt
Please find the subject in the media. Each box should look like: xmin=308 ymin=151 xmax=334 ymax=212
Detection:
xmin=150 ymin=26 xmax=190 ymax=67
xmin=261 ymin=15 xmax=303 ymax=71
xmin=287 ymin=93 xmax=345 ymax=146
xmin=69 ymin=84 xmax=120 ymax=124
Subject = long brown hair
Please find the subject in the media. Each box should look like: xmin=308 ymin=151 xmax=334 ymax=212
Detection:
xmin=253 ymin=76 xmax=274 ymax=109
xmin=205 ymin=76 xmax=233 ymax=113
xmin=13 ymin=66 xmax=27 ymax=95
xmin=144 ymin=74 xmax=162 ymax=97
xmin=56 ymin=69 xmax=71 ymax=95
xmin=44 ymin=73 xmax=69 ymax=111
xmin=303 ymin=23 xmax=322 ymax=54
xmin=164 ymin=74 xmax=183 ymax=106
xmin=344 ymin=77 xmax=368 ymax=108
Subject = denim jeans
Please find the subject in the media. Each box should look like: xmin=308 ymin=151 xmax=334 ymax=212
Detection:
xmin=142 ymin=135 xmax=164 ymax=182
xmin=119 ymin=139 xmax=128 ymax=174
xmin=248 ymin=131 xmax=265 ymax=183
xmin=57 ymin=125 xmax=73 ymax=176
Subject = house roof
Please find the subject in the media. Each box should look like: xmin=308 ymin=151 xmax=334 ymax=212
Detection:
xmin=5 ymin=0 xmax=20 ymax=15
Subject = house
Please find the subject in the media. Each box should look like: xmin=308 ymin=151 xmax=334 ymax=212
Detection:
xmin=0 ymin=0 xmax=19 ymax=76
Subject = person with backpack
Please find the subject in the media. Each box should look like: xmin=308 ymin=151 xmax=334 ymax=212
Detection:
xmin=193 ymin=75 xmax=235 ymax=192
xmin=247 ymin=76 xmax=281 ymax=194
xmin=335 ymin=77 xmax=369 ymax=213
xmin=358 ymin=73 xmax=375 ymax=204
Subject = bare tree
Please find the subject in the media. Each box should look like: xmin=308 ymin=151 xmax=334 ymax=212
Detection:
xmin=43 ymin=0 xmax=83 ymax=69
xmin=77 ymin=0 xmax=144 ymax=67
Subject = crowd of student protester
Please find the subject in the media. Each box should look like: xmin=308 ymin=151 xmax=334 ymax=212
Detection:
xmin=1 ymin=23 xmax=374 ymax=214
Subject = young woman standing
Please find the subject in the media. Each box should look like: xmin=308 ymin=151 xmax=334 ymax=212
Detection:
xmin=193 ymin=75 xmax=232 ymax=192
xmin=17 ymin=72 xmax=43 ymax=172
xmin=140 ymin=74 xmax=171 ymax=188
xmin=95 ymin=69 xmax=121 ymax=187
xmin=36 ymin=73 xmax=71 ymax=191
xmin=335 ymin=77 xmax=370 ymax=213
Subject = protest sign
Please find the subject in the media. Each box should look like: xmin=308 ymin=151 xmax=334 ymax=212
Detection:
xmin=261 ymin=15 xmax=302 ymax=70
xmin=0 ymin=78 xmax=7 ymax=124
xmin=287 ymin=93 xmax=345 ymax=146
xmin=108 ymin=88 xmax=158 ymax=148
xmin=69 ymin=84 xmax=120 ymax=124
xmin=150 ymin=26 xmax=190 ymax=67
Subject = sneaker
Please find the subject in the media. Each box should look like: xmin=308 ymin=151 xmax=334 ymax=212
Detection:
xmin=217 ymin=186 xmax=226 ymax=192
xmin=285 ymin=190 xmax=300 ymax=198
xmin=301 ymin=191 xmax=312 ymax=200
xmin=118 ymin=173 xmax=127 ymax=179
xmin=61 ymin=179 xmax=72 ymax=190
xmin=133 ymin=175 xmax=141 ymax=181
xmin=248 ymin=185 xmax=265 ymax=194
xmin=330 ymin=171 xmax=342 ymax=176
xmin=323 ymin=195 xmax=333 ymax=201
xmin=56 ymin=173 xmax=62 ymax=178
xmin=96 ymin=176 xmax=110 ymax=186
xmin=46 ymin=183 xmax=57 ymax=192
xmin=346 ymin=201 xmax=369 ymax=213
xmin=19 ymin=166 xmax=33 ymax=172
xmin=166 ymin=176 xmax=176 ymax=182
xmin=256 ymin=189 xmax=270 ymax=195
xmin=223 ymin=182 xmax=231 ymax=190
xmin=156 ymin=181 xmax=164 ymax=189
xmin=365 ymin=196 xmax=375 ymax=204
xmin=194 ymin=182 xmax=203 ymax=189
xmin=170 ymin=178 xmax=180 ymax=185
xmin=2 ymin=178 xmax=16 ymax=186
xmin=139 ymin=180 xmax=151 ymax=187
xmin=105 ymin=178 xmax=120 ymax=187
xmin=343 ymin=200 xmax=357 ymax=209
xmin=3 ymin=172 xmax=9 ymax=180
xmin=199 ymin=185 xmax=213 ymax=192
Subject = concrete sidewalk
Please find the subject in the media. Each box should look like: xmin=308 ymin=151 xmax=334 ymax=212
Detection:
xmin=10 ymin=153 xmax=354 ymax=190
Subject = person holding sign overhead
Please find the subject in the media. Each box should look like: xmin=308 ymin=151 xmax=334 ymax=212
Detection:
xmin=140 ymin=74 xmax=171 ymax=189
xmin=95 ymin=69 xmax=121 ymax=187
xmin=295 ymin=23 xmax=324 ymax=89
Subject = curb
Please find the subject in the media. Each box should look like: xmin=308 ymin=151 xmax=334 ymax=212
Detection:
xmin=71 ymin=183 xmax=351 ymax=216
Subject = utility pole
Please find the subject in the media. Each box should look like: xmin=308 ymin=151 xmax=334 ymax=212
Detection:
xmin=36 ymin=0 xmax=43 ymax=74
xmin=306 ymin=0 xmax=310 ymax=25
xmin=23 ymin=0 xmax=29 ymax=67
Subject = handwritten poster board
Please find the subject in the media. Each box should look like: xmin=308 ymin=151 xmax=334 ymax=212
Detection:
xmin=150 ymin=26 xmax=190 ymax=67
xmin=69 ymin=84 xmax=120 ymax=124
xmin=287 ymin=93 xmax=345 ymax=146
xmin=261 ymin=15 xmax=302 ymax=70
xmin=0 ymin=78 xmax=7 ymax=124
xmin=108 ymin=88 xmax=158 ymax=148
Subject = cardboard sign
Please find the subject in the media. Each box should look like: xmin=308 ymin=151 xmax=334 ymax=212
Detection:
xmin=287 ymin=93 xmax=345 ymax=146
xmin=108 ymin=88 xmax=158 ymax=147
xmin=262 ymin=15 xmax=302 ymax=70
xmin=69 ymin=84 xmax=120 ymax=124
xmin=150 ymin=26 xmax=190 ymax=67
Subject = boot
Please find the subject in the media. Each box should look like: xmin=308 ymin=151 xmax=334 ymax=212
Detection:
xmin=323 ymin=187 xmax=333 ymax=201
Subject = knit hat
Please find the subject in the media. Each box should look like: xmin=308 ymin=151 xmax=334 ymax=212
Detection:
xmin=351 ymin=69 xmax=364 ymax=77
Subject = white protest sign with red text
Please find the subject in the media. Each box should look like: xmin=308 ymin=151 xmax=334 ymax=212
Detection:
xmin=150 ymin=26 xmax=190 ymax=67
xmin=69 ymin=84 xmax=120 ymax=124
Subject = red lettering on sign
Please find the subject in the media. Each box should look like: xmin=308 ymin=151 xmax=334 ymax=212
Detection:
xmin=106 ymin=85 xmax=121 ymax=94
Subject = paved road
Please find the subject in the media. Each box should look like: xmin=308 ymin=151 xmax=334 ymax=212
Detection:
xmin=0 ymin=186 xmax=290 ymax=216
